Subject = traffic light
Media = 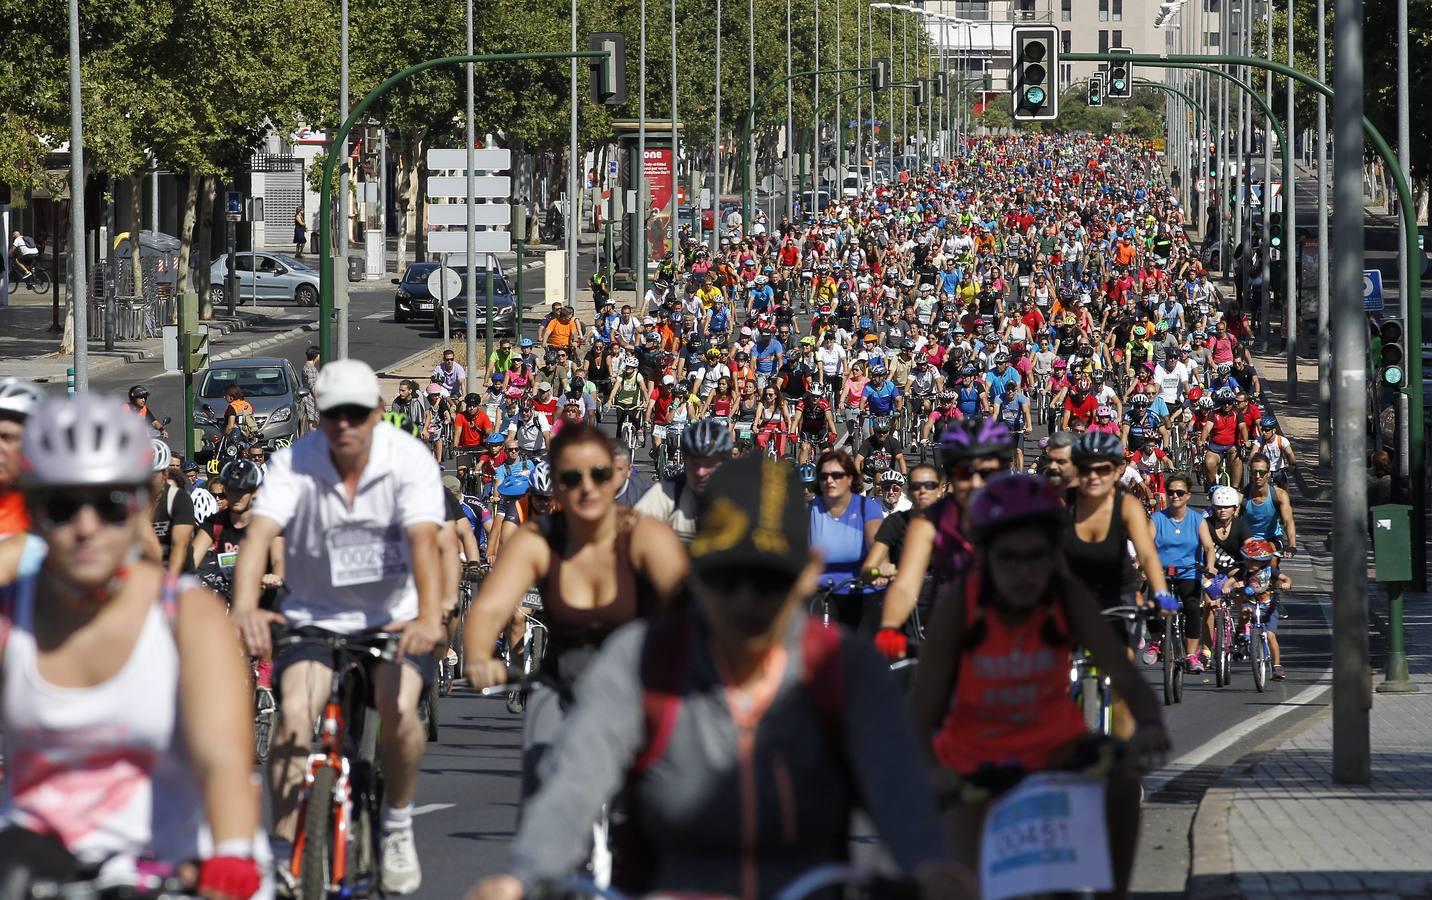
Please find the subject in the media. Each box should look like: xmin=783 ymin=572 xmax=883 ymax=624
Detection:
xmin=914 ymin=78 xmax=926 ymax=107
xmin=1268 ymin=211 xmax=1284 ymax=250
xmin=1108 ymin=47 xmax=1132 ymax=99
xmin=1088 ymin=73 xmax=1104 ymax=107
xmin=933 ymin=75 xmax=945 ymax=99
xmin=1011 ymin=25 xmax=1059 ymax=121
xmin=587 ymin=33 xmax=627 ymax=105
xmin=187 ymin=328 xmax=210 ymax=372
xmin=1378 ymin=318 xmax=1406 ymax=387
xmin=872 ymin=59 xmax=889 ymax=92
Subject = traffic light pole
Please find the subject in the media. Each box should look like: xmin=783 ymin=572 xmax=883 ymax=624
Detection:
xmin=740 ymin=67 xmax=871 ymax=228
xmin=1065 ymin=50 xmax=1425 ymax=592
xmin=315 ymin=50 xmax=612 ymax=363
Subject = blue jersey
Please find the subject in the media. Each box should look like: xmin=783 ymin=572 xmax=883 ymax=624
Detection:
xmin=956 ymin=384 xmax=983 ymax=419
xmin=863 ymin=380 xmax=900 ymax=415
xmin=985 ymin=367 xmax=1021 ymax=397
xmin=1153 ymin=507 xmax=1207 ymax=580
xmin=754 ymin=338 xmax=784 ymax=374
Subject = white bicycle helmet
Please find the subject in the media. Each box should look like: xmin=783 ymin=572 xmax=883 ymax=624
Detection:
xmin=21 ymin=394 xmax=152 ymax=488
xmin=191 ymin=487 xmax=219 ymax=524
xmin=1211 ymin=485 xmax=1241 ymax=508
xmin=530 ymin=462 xmax=553 ymax=498
xmin=0 ymin=378 xmax=44 ymax=420
xmin=151 ymin=438 xmax=173 ymax=473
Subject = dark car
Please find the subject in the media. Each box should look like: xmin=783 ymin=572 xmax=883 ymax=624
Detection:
xmin=392 ymin=262 xmax=444 ymax=323
xmin=430 ymin=267 xmax=517 ymax=336
xmin=192 ymin=357 xmax=306 ymax=452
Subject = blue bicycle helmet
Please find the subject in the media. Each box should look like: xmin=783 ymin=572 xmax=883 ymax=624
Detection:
xmin=1259 ymin=415 xmax=1278 ymax=429
xmin=797 ymin=462 xmax=817 ymax=485
xmin=519 ymin=338 xmax=535 ymax=348
xmin=485 ymin=432 xmax=506 ymax=446
xmin=497 ymin=475 xmax=531 ymax=498
xmin=859 ymin=317 xmax=874 ymax=330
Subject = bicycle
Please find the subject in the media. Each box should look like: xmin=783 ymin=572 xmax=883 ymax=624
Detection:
xmin=1070 ymin=605 xmax=1144 ymax=734
xmin=1208 ymin=592 xmax=1234 ymax=688
xmin=502 ymin=589 xmax=548 ymax=714
xmin=277 ymin=626 xmax=396 ymax=900
xmin=808 ymin=575 xmax=887 ymax=638
xmin=8 ymin=262 xmax=51 ymax=295
xmin=1239 ymin=591 xmax=1277 ymax=693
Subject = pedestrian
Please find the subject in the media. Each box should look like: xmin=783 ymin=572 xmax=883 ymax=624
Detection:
xmin=300 ymin=345 xmax=320 ymax=434
xmin=293 ymin=208 xmax=307 ymax=259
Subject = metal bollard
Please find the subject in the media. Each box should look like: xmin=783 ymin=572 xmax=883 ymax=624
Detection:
xmin=67 ymin=367 xmax=75 ymax=397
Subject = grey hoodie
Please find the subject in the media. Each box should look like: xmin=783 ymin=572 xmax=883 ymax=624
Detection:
xmin=506 ymin=610 xmax=946 ymax=898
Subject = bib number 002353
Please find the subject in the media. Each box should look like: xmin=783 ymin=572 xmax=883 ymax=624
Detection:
xmin=979 ymin=772 xmax=1113 ymax=900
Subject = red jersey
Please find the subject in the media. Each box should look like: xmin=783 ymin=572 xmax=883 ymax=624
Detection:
xmin=0 ymin=491 xmax=29 ymax=536
xmin=453 ymin=409 xmax=494 ymax=448
xmin=1063 ymin=392 xmax=1099 ymax=427
xmin=649 ymin=388 xmax=678 ymax=424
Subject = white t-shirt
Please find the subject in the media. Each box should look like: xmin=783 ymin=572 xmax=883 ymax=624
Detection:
xmin=1153 ymin=362 xmax=1190 ymax=404
xmin=253 ymin=422 xmax=445 ymax=633
xmin=12 ymin=235 xmax=37 ymax=258
xmin=818 ymin=344 xmax=848 ymax=376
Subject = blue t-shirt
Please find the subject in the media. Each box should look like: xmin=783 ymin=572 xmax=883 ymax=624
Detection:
xmin=1153 ymin=507 xmax=1207 ymax=580
xmin=863 ymin=380 xmax=900 ymax=415
xmin=985 ymin=367 xmax=1021 ymax=397
xmin=809 ymin=494 xmax=885 ymax=593
xmin=755 ymin=339 xmax=784 ymax=374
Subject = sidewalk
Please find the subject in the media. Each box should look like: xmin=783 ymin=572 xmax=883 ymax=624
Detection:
xmin=1184 ymin=349 xmax=1432 ymax=898
xmin=0 ymin=291 xmax=317 ymax=383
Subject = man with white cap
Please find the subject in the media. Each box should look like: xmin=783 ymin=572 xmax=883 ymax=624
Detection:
xmin=230 ymin=358 xmax=445 ymax=894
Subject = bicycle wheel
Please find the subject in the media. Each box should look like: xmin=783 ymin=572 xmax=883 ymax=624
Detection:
xmin=1162 ymin=613 xmax=1179 ymax=706
xmin=298 ymin=765 xmax=337 ymax=900
xmin=1251 ymin=627 xmax=1268 ymax=692
xmin=31 ymin=268 xmax=51 ymax=295
xmin=1172 ymin=612 xmax=1186 ymax=703
xmin=349 ymin=759 xmax=382 ymax=896
xmin=420 ymin=678 xmax=439 ymax=742
xmin=253 ymin=688 xmax=275 ymax=764
xmin=1220 ymin=614 xmax=1234 ymax=685
xmin=1212 ymin=608 xmax=1227 ymax=688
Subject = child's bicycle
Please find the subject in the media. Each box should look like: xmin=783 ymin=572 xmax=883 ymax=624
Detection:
xmin=1238 ymin=587 xmax=1279 ymax=693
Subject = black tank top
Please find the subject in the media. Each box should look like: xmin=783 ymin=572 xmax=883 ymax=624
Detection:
xmin=1062 ymin=487 xmax=1138 ymax=607
xmin=538 ymin=508 xmax=659 ymax=686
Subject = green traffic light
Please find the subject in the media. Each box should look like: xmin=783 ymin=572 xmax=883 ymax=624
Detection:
xmin=1384 ymin=366 xmax=1405 ymax=387
xmin=1113 ymin=79 xmax=1126 ymax=91
xmin=1025 ymin=86 xmax=1046 ymax=105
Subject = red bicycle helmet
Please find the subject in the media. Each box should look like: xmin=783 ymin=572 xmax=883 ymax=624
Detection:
xmin=1241 ymin=538 xmax=1277 ymax=562
xmin=970 ymin=473 xmax=1064 ymax=542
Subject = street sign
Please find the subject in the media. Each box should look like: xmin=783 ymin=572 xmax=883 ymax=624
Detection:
xmin=426 ymin=204 xmax=511 ymax=227
xmin=427 ymin=231 xmax=512 ymax=254
xmin=1364 ymin=269 xmax=1384 ymax=312
xmin=426 ymin=175 xmax=512 ymax=199
xmin=608 ymin=160 xmax=618 ymax=176
xmin=426 ymin=266 xmax=463 ymax=301
xmin=1196 ymin=178 xmax=1206 ymax=194
xmin=225 ymin=191 xmax=242 ymax=222
xmin=425 ymin=148 xmax=512 ymax=171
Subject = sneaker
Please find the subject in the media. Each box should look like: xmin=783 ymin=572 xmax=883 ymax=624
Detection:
xmin=1185 ymin=654 xmax=1205 ymax=674
xmin=381 ymin=828 xmax=422 ymax=894
xmin=1141 ymin=642 xmax=1161 ymax=667
xmin=1272 ymin=665 xmax=1286 ymax=681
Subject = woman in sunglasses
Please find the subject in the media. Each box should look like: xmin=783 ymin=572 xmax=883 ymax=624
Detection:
xmin=464 ymin=423 xmax=687 ymax=798
xmin=1064 ymin=431 xmax=1176 ymax=734
xmin=1151 ymin=473 xmax=1218 ymax=674
xmin=0 ymin=395 xmax=262 ymax=897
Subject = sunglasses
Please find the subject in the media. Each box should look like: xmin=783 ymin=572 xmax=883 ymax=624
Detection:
xmin=556 ymin=466 xmax=614 ymax=489
xmin=1077 ymin=462 xmax=1117 ymax=477
xmin=321 ymin=404 xmax=374 ymax=423
xmin=1251 ymin=469 xmax=1270 ymax=477
xmin=1167 ymin=489 xmax=1190 ymax=498
xmin=818 ymin=470 xmax=850 ymax=482
xmin=909 ymin=480 xmax=941 ymax=492
xmin=949 ymin=463 xmax=1004 ymax=481
xmin=38 ymin=489 xmax=137 ymax=527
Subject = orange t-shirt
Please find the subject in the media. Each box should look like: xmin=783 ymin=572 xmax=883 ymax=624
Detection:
xmin=0 ymin=491 xmax=30 ymax=536
xmin=545 ymin=317 xmax=578 ymax=349
xmin=931 ymin=575 xmax=1087 ymax=776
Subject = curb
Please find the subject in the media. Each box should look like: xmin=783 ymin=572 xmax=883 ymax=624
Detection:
xmin=62 ymin=312 xmax=297 ymax=368
xmin=1188 ymin=710 xmax=1331 ymax=898
xmin=210 ymin=321 xmax=319 ymax=363
xmin=378 ymin=340 xmax=446 ymax=379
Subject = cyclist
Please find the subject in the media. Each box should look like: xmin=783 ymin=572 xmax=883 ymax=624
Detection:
xmin=0 ymin=378 xmax=44 ymax=540
xmin=190 ymin=458 xmax=284 ymax=593
xmin=144 ymin=440 xmax=195 ymax=576
xmin=793 ymin=383 xmax=837 ymax=462
xmin=993 ymin=382 xmax=1031 ymax=470
xmin=1221 ymin=537 xmax=1293 ymax=679
xmin=1200 ymin=389 xmax=1245 ymax=489
xmin=126 ymin=385 xmax=168 ymax=436
xmin=862 ymin=463 xmax=945 ymax=579
xmin=1242 ymin=454 xmax=1297 ymax=556
xmin=810 ymin=449 xmax=885 ymax=633
xmin=1151 ymin=473 xmax=1218 ymax=673
xmin=469 ymin=455 xmax=960 ymax=900
xmin=635 ymin=419 xmax=733 ymax=543
xmin=464 ymin=423 xmax=687 ymax=794
xmin=876 ymin=420 xmax=1016 ymax=660
xmin=909 ymin=473 xmax=1167 ymax=896
xmin=857 ymin=415 xmax=907 ymax=480
xmin=1250 ymin=415 xmax=1295 ymax=487
xmin=0 ymin=395 xmax=263 ymax=898
xmin=230 ymin=358 xmax=446 ymax=894
xmin=9 ymin=228 xmax=40 ymax=278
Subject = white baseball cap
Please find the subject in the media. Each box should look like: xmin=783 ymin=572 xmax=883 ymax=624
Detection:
xmin=315 ymin=359 xmax=381 ymax=412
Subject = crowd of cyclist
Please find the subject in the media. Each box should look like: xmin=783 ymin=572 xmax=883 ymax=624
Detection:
xmin=0 ymin=131 xmax=1304 ymax=900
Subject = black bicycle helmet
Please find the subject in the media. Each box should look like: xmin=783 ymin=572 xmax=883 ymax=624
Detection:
xmin=219 ymin=458 xmax=264 ymax=493
xmin=1071 ymin=431 xmax=1125 ymax=464
xmin=681 ymin=418 xmax=734 ymax=457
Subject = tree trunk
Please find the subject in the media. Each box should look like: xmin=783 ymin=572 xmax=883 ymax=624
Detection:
xmin=176 ymin=167 xmax=200 ymax=325
xmin=395 ymin=128 xmax=426 ymax=270
xmin=129 ymin=172 xmax=144 ymax=298
xmin=197 ymin=176 xmax=215 ymax=319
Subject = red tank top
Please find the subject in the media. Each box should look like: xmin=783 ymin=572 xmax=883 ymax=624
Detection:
xmin=0 ymin=491 xmax=29 ymax=536
xmin=931 ymin=575 xmax=1087 ymax=776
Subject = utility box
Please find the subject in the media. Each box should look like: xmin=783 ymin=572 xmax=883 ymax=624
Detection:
xmin=1371 ymin=503 xmax=1413 ymax=583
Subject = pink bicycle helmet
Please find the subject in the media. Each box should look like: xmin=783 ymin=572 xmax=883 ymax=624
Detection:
xmin=970 ymin=473 xmax=1064 ymax=542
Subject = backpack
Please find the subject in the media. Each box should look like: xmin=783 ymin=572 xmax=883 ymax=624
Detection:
xmin=231 ymin=399 xmax=260 ymax=441
xmin=618 ymin=608 xmax=848 ymax=890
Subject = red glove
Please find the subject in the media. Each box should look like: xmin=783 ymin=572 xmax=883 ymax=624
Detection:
xmin=874 ymin=627 xmax=907 ymax=661
xmin=197 ymin=855 xmax=262 ymax=899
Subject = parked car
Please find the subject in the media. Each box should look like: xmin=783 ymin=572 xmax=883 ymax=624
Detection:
xmin=392 ymin=261 xmax=444 ymax=323
xmin=208 ymin=253 xmax=320 ymax=307
xmin=192 ymin=357 xmax=306 ymax=452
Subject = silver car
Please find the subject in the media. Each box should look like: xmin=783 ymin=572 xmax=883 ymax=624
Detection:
xmin=193 ymin=357 xmax=307 ymax=452
xmin=208 ymin=252 xmax=320 ymax=307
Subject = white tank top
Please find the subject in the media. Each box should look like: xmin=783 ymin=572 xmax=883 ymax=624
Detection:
xmin=0 ymin=574 xmax=205 ymax=865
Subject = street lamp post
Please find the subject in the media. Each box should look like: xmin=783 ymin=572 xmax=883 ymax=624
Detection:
xmin=712 ymin=0 xmax=721 ymax=254
xmin=67 ymin=0 xmax=88 ymax=391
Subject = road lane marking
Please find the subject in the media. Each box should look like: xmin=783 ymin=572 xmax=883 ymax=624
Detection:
xmin=412 ymin=803 xmax=456 ymax=817
xmin=363 ymin=313 xmax=386 ymax=320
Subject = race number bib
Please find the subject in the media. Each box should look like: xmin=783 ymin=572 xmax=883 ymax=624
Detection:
xmin=980 ymin=773 xmax=1113 ymax=900
xmin=327 ymin=525 xmax=409 ymax=588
